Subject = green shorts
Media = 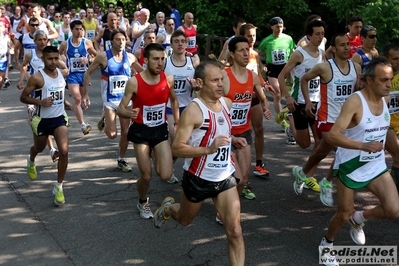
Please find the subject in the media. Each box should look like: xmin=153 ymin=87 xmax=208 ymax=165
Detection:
xmin=334 ymin=168 xmax=389 ymax=189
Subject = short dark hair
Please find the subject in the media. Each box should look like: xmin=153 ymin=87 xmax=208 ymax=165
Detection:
xmin=29 ymin=17 xmax=38 ymax=25
xmin=362 ymin=57 xmax=391 ymax=81
xmin=170 ymin=30 xmax=186 ymax=43
xmin=330 ymin=33 xmax=347 ymax=47
xmin=42 ymin=45 xmax=59 ymax=56
xmin=233 ymin=17 xmax=246 ymax=28
xmin=108 ymin=2 xmax=115 ymax=8
xmin=239 ymin=23 xmax=256 ymax=37
xmin=144 ymin=43 xmax=165 ymax=59
xmin=360 ymin=25 xmax=377 ymax=38
xmin=194 ymin=61 xmax=218 ymax=85
xmin=383 ymin=43 xmax=399 ymax=58
xmin=305 ymin=20 xmax=326 ymax=36
xmin=348 ymin=16 xmax=363 ymax=25
xmin=70 ymin=20 xmax=83 ymax=30
xmin=228 ymin=36 xmax=248 ymax=53
xmin=111 ymin=28 xmax=126 ymax=40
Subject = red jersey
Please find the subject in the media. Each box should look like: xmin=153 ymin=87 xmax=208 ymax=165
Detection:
xmin=224 ymin=68 xmax=253 ymax=135
xmin=138 ymin=48 xmax=145 ymax=68
xmin=346 ymin=33 xmax=362 ymax=59
xmin=132 ymin=71 xmax=170 ymax=126
xmin=0 ymin=17 xmax=10 ymax=35
xmin=182 ymin=24 xmax=197 ymax=54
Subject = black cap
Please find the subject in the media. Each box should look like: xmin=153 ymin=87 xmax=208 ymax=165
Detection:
xmin=270 ymin=17 xmax=283 ymax=26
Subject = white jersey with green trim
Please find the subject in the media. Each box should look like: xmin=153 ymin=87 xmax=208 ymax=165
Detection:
xmin=333 ymin=91 xmax=390 ymax=182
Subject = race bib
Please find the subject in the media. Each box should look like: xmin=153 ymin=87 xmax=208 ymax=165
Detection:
xmin=204 ymin=144 xmax=230 ymax=169
xmin=49 ymin=87 xmax=64 ymax=106
xmin=231 ymin=102 xmax=251 ymax=126
xmin=388 ymin=91 xmax=399 ymax=114
xmin=333 ymin=84 xmax=352 ymax=102
xmin=142 ymin=103 xmax=165 ymax=127
xmin=187 ymin=36 xmax=196 ymax=49
xmin=359 ymin=134 xmax=385 ymax=162
xmin=70 ymin=57 xmax=85 ymax=72
xmin=109 ymin=75 xmax=128 ymax=94
xmin=86 ymin=30 xmax=95 ymax=40
xmin=271 ymin=49 xmax=286 ymax=65
xmin=174 ymin=78 xmax=187 ymax=94
xmin=105 ymin=40 xmax=112 ymax=51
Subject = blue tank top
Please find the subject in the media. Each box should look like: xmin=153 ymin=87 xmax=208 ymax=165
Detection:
xmin=66 ymin=37 xmax=89 ymax=73
xmin=101 ymin=49 xmax=131 ymax=103
xmin=356 ymin=49 xmax=372 ymax=71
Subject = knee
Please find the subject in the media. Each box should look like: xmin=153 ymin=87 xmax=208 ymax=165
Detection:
xmin=160 ymin=172 xmax=172 ymax=181
xmin=384 ymin=205 xmax=399 ymax=219
xmin=225 ymin=222 xmax=243 ymax=242
xmin=253 ymin=124 xmax=264 ymax=136
xmin=58 ymin=149 xmax=68 ymax=158
xmin=335 ymin=209 xmax=352 ymax=223
xmin=106 ymin=131 xmax=117 ymax=139
xmin=297 ymin=139 xmax=311 ymax=149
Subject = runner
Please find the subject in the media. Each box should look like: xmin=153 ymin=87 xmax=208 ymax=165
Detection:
xmin=319 ymin=58 xmax=399 ymax=265
xmin=117 ymin=43 xmax=179 ymax=219
xmin=134 ymin=30 xmax=156 ymax=69
xmin=59 ymin=20 xmax=97 ymax=135
xmin=82 ymin=28 xmax=143 ymax=172
xmin=153 ymin=61 xmax=245 ymax=266
xmin=20 ymin=45 xmax=69 ymax=205
xmin=351 ymin=25 xmax=378 ymax=71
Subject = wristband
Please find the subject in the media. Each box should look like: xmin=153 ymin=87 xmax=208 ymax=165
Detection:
xmin=174 ymin=121 xmax=179 ymax=126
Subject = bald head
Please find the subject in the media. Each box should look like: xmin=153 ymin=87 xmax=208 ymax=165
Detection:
xmin=184 ymin=12 xmax=194 ymax=26
xmin=107 ymin=12 xmax=118 ymax=29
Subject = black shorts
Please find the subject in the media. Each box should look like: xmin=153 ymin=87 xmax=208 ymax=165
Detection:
xmin=31 ymin=113 xmax=69 ymax=136
xmin=266 ymin=63 xmax=285 ymax=78
xmin=251 ymin=97 xmax=260 ymax=107
xmin=127 ymin=122 xmax=169 ymax=148
xmin=292 ymin=103 xmax=317 ymax=130
xmin=232 ymin=129 xmax=252 ymax=151
xmin=182 ymin=170 xmax=238 ymax=203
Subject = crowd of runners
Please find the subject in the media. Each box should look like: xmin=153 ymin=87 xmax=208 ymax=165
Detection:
xmin=0 ymin=1 xmax=398 ymax=265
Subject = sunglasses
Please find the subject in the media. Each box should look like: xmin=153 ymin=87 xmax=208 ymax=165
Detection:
xmin=30 ymin=24 xmax=39 ymax=27
xmin=368 ymin=35 xmax=377 ymax=39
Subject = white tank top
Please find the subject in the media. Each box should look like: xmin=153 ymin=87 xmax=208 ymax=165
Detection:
xmin=316 ymin=59 xmax=358 ymax=123
xmin=131 ymin=21 xmax=147 ymax=53
xmin=333 ymin=91 xmax=390 ymax=182
xmin=29 ymin=49 xmax=44 ymax=75
xmin=118 ymin=17 xmax=127 ymax=30
xmin=34 ymin=69 xmax=66 ymax=118
xmin=38 ymin=19 xmax=49 ymax=35
xmin=0 ymin=35 xmax=8 ymax=59
xmin=165 ymin=56 xmax=195 ymax=108
xmin=292 ymin=46 xmax=324 ymax=104
xmin=183 ymin=97 xmax=235 ymax=182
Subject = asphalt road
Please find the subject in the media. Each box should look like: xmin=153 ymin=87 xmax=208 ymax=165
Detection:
xmin=0 ymin=66 xmax=398 ymax=266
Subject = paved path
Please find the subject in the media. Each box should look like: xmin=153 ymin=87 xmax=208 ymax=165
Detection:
xmin=0 ymin=67 xmax=397 ymax=266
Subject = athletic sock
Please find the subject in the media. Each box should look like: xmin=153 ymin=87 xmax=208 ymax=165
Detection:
xmin=256 ymin=160 xmax=262 ymax=167
xmin=139 ymin=198 xmax=147 ymax=204
xmin=321 ymin=236 xmax=334 ymax=246
xmin=56 ymin=182 xmax=63 ymax=188
xmin=352 ymin=210 xmax=366 ymax=224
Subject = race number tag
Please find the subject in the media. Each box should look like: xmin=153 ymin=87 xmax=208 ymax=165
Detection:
xmin=109 ymin=75 xmax=128 ymax=94
xmin=187 ymin=36 xmax=196 ymax=49
xmin=86 ymin=30 xmax=95 ymax=40
xmin=49 ymin=87 xmax=64 ymax=106
xmin=70 ymin=57 xmax=85 ymax=71
xmin=360 ymin=135 xmax=385 ymax=162
xmin=333 ymin=84 xmax=352 ymax=102
xmin=143 ymin=103 xmax=165 ymax=127
xmin=231 ymin=102 xmax=251 ymax=126
xmin=174 ymin=78 xmax=187 ymax=94
xmin=105 ymin=40 xmax=112 ymax=51
xmin=205 ymin=144 xmax=230 ymax=169
xmin=388 ymin=91 xmax=399 ymax=114
xmin=271 ymin=49 xmax=286 ymax=65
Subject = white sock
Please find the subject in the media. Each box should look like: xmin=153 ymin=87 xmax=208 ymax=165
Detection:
xmin=320 ymin=237 xmax=333 ymax=246
xmin=118 ymin=157 xmax=123 ymax=161
xmin=56 ymin=182 xmax=63 ymax=188
xmin=352 ymin=211 xmax=366 ymax=224
xmin=28 ymin=155 xmax=34 ymax=163
xmin=299 ymin=168 xmax=307 ymax=178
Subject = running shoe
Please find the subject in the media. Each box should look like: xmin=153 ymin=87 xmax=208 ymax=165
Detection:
xmin=253 ymin=164 xmax=270 ymax=176
xmin=215 ymin=212 xmax=223 ymax=225
xmin=3 ymin=78 xmax=10 ymax=88
xmin=167 ymin=173 xmax=179 ymax=184
xmin=319 ymin=178 xmax=334 ymax=207
xmin=117 ymin=159 xmax=132 ymax=172
xmin=292 ymin=166 xmax=306 ymax=195
xmin=81 ymin=122 xmax=92 ymax=135
xmin=8 ymin=64 xmax=13 ymax=70
xmin=285 ymin=127 xmax=296 ymax=145
xmin=50 ymin=148 xmax=59 ymax=162
xmin=52 ymin=185 xmax=65 ymax=205
xmin=304 ymin=177 xmax=320 ymax=192
xmin=349 ymin=214 xmax=366 ymax=245
xmin=27 ymin=156 xmax=37 ymax=180
xmin=275 ymin=106 xmax=289 ymax=124
xmin=97 ymin=114 xmax=105 ymax=131
xmin=153 ymin=197 xmax=175 ymax=228
xmin=319 ymin=240 xmax=339 ymax=266
xmin=281 ymin=119 xmax=290 ymax=132
xmin=241 ymin=185 xmax=256 ymax=200
xmin=137 ymin=197 xmax=153 ymax=219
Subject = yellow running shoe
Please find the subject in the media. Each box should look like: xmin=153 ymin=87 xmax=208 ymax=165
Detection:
xmin=27 ymin=156 xmax=37 ymax=180
xmin=53 ymin=185 xmax=65 ymax=205
xmin=275 ymin=107 xmax=289 ymax=124
xmin=304 ymin=177 xmax=320 ymax=192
